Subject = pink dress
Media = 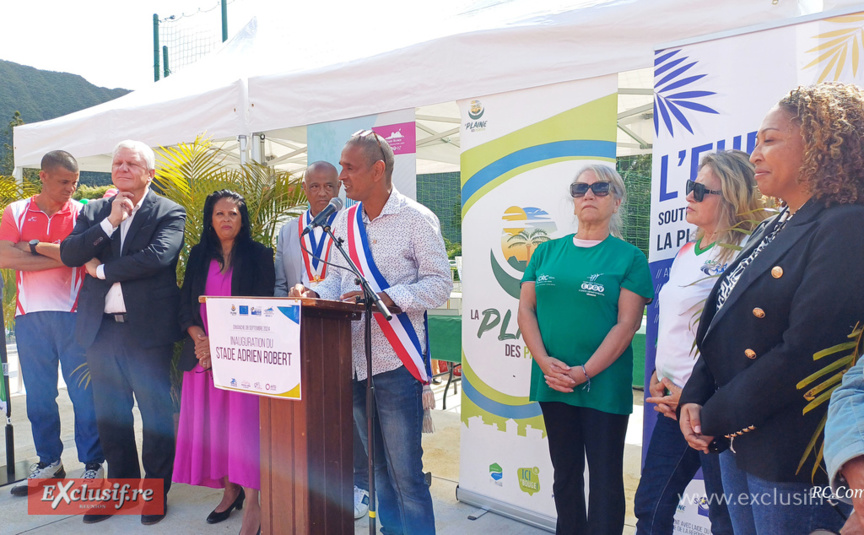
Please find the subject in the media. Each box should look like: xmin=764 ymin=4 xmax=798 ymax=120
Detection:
xmin=173 ymin=260 xmax=260 ymax=489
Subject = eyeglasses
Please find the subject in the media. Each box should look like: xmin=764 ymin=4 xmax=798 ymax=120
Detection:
xmin=570 ymin=182 xmax=611 ymax=198
xmin=352 ymin=129 xmax=386 ymax=161
xmin=686 ymin=179 xmax=722 ymax=202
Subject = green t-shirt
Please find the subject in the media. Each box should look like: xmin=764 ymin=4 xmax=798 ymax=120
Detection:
xmin=521 ymin=234 xmax=653 ymax=415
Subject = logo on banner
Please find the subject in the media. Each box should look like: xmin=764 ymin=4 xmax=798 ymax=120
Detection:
xmin=372 ymin=122 xmax=416 ymax=155
xmin=465 ymin=99 xmax=487 ymax=132
xmin=804 ymin=14 xmax=864 ymax=82
xmin=28 ymin=478 xmax=164 ymax=515
xmin=697 ymin=496 xmax=711 ymax=517
xmin=469 ymin=100 xmax=484 ymax=119
xmin=489 ymin=462 xmax=503 ymax=486
xmin=654 ymin=49 xmax=719 ymax=137
xmin=492 ymin=206 xmax=555 ymax=299
xmin=517 ymin=466 xmax=541 ymax=496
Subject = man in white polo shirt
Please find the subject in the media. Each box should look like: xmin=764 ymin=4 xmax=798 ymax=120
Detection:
xmin=0 ymin=150 xmax=104 ymax=496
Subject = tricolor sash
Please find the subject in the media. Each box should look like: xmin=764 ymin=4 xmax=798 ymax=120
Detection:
xmin=298 ymin=209 xmax=337 ymax=285
xmin=346 ymin=204 xmax=431 ymax=383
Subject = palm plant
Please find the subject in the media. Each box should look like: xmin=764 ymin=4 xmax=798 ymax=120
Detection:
xmin=0 ymin=175 xmax=41 ymax=331
xmin=153 ymin=136 xmax=307 ymax=286
xmin=796 ymin=322 xmax=864 ymax=481
xmin=152 ymin=136 xmax=307 ymax=408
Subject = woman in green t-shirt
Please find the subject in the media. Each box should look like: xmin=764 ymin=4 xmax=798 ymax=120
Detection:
xmin=518 ymin=164 xmax=653 ymax=534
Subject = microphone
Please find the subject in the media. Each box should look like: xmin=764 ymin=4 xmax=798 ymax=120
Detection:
xmin=301 ymin=197 xmax=343 ymax=236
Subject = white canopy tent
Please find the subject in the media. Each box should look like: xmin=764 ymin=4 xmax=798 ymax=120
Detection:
xmin=13 ymin=0 xmax=849 ymax=175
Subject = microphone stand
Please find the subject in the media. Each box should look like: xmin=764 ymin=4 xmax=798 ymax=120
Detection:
xmin=320 ymin=223 xmax=390 ymax=535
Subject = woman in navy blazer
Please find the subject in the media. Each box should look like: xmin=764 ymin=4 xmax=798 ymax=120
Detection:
xmin=678 ymin=83 xmax=864 ymax=534
xmin=173 ymin=190 xmax=275 ymax=535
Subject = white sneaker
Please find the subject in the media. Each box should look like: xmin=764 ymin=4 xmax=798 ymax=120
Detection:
xmin=353 ymin=486 xmax=369 ymax=519
xmin=82 ymin=462 xmax=105 ymax=481
xmin=10 ymin=460 xmax=65 ymax=497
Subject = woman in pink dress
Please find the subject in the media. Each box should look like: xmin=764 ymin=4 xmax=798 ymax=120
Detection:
xmin=174 ymin=190 xmax=275 ymax=535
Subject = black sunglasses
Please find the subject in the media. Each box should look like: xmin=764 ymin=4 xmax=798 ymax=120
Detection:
xmin=570 ymin=182 xmax=611 ymax=198
xmin=686 ymin=179 xmax=722 ymax=202
xmin=353 ymin=129 xmax=386 ymax=161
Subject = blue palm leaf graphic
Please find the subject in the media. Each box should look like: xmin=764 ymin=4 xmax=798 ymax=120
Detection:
xmin=656 ymin=62 xmax=697 ymax=90
xmin=655 ymin=49 xmax=680 ymax=65
xmin=659 ymin=74 xmax=707 ymax=93
xmin=666 ymin=91 xmax=714 ymax=99
xmin=672 ymin=100 xmax=719 ymax=115
xmin=656 ymin=95 xmax=675 ymax=136
xmin=653 ymin=49 xmax=718 ymax=136
xmin=665 ymin=100 xmax=694 ymax=134
xmin=655 ymin=57 xmax=687 ymax=77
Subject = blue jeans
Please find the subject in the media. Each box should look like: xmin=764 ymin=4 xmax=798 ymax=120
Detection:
xmin=354 ymin=419 xmax=369 ymax=491
xmin=719 ymin=450 xmax=850 ymax=534
xmin=353 ymin=366 xmax=435 ymax=535
xmin=635 ymin=414 xmax=732 ymax=535
xmin=16 ymin=311 xmax=103 ymax=465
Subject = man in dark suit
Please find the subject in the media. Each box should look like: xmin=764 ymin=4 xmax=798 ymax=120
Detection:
xmin=60 ymin=140 xmax=185 ymax=526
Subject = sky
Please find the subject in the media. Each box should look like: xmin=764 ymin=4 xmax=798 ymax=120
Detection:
xmin=1 ymin=0 xmax=258 ymax=90
xmin=0 ymin=0 xmax=584 ymax=92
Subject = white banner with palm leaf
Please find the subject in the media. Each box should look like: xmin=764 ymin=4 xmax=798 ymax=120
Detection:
xmin=647 ymin=11 xmax=864 ymax=533
xmin=457 ymin=76 xmax=618 ymax=526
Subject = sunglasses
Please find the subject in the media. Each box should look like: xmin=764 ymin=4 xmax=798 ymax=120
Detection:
xmin=570 ymin=182 xmax=611 ymax=197
xmin=353 ymin=129 xmax=386 ymax=161
xmin=686 ymin=179 xmax=722 ymax=202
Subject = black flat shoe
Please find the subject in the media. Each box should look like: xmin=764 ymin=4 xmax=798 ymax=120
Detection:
xmin=207 ymin=487 xmax=245 ymax=524
xmin=82 ymin=512 xmax=111 ymax=524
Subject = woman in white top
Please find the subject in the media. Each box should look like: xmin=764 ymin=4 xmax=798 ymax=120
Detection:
xmin=634 ymin=150 xmax=768 ymax=535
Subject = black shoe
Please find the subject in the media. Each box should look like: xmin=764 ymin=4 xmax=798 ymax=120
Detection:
xmin=141 ymin=502 xmax=168 ymax=525
xmin=207 ymin=487 xmax=245 ymax=524
xmin=83 ymin=512 xmax=111 ymax=524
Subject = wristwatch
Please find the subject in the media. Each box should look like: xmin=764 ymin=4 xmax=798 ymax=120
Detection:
xmin=29 ymin=239 xmax=39 ymax=256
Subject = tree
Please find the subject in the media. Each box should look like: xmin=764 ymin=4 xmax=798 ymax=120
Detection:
xmin=1 ymin=111 xmax=39 ymax=182
xmin=152 ymin=136 xmax=307 ymax=407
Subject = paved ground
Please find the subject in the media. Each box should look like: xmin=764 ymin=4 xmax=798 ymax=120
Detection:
xmin=0 ymin=348 xmax=642 ymax=534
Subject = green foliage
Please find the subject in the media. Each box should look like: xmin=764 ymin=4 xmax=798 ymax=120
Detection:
xmin=153 ymin=136 xmax=307 ymax=288
xmin=74 ymin=184 xmax=114 ymax=201
xmin=443 ymin=237 xmax=461 ymax=259
xmin=0 ymin=175 xmax=42 ymax=331
xmin=152 ymin=137 xmax=307 ymax=409
xmin=796 ymin=323 xmax=864 ymax=481
xmin=0 ymin=59 xmax=129 ymax=174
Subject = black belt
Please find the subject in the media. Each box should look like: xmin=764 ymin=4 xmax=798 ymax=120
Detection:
xmin=104 ymin=313 xmax=128 ymax=323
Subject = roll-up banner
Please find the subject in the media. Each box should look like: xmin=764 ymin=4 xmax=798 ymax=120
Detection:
xmin=647 ymin=11 xmax=864 ymax=533
xmin=457 ymin=76 xmax=618 ymax=529
xmin=307 ymin=109 xmax=417 ymax=202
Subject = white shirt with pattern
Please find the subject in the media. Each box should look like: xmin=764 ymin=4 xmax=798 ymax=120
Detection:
xmin=313 ymin=188 xmax=453 ymax=381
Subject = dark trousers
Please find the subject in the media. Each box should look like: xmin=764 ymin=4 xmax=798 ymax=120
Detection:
xmin=539 ymin=401 xmax=629 ymax=535
xmin=86 ymin=319 xmax=175 ymax=494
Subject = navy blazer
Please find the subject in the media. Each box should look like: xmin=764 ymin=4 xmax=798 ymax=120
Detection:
xmin=680 ymin=200 xmax=864 ymax=484
xmin=60 ymin=191 xmax=186 ymax=349
xmin=177 ymin=240 xmax=275 ymax=372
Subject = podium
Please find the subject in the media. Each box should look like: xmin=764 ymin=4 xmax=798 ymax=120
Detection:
xmin=259 ymin=298 xmax=362 ymax=534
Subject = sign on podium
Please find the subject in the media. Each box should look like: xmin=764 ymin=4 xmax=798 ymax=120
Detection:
xmin=205 ymin=297 xmax=303 ymax=400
